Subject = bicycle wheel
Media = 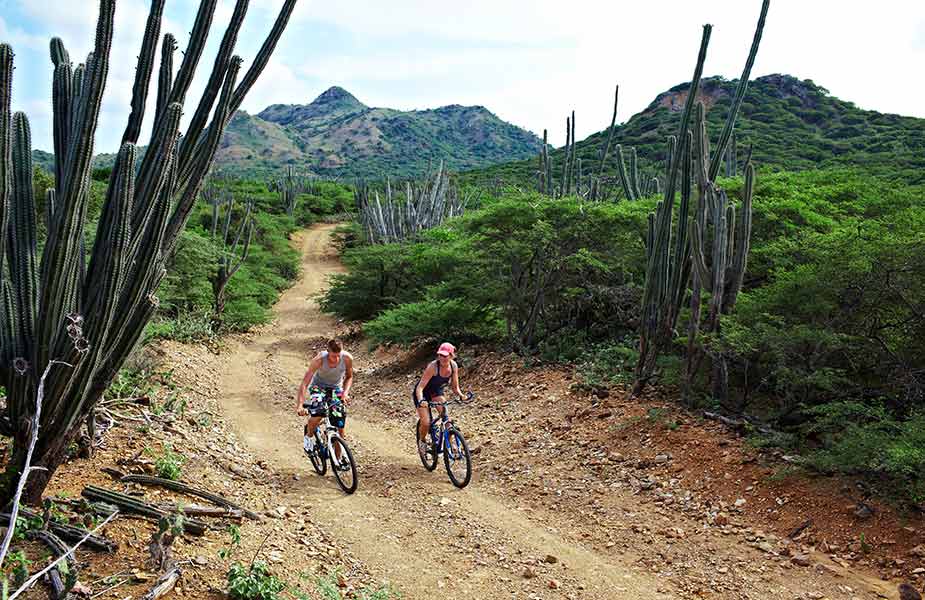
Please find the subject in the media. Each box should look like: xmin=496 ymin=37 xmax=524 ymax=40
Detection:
xmin=329 ymin=437 xmax=358 ymax=494
xmin=443 ymin=428 xmax=472 ymax=489
xmin=415 ymin=419 xmax=438 ymax=471
xmin=308 ymin=430 xmax=327 ymax=475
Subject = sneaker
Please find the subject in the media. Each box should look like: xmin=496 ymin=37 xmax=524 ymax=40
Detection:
xmin=338 ymin=459 xmax=351 ymax=472
xmin=418 ymin=440 xmax=429 ymax=456
xmin=303 ymin=435 xmax=314 ymax=454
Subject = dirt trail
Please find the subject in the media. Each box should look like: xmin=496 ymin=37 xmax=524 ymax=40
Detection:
xmin=216 ymin=225 xmax=663 ymax=599
xmin=215 ymin=224 xmax=900 ymax=600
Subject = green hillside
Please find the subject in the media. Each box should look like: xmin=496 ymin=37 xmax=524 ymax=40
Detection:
xmin=216 ymin=86 xmax=541 ymax=179
xmin=465 ymin=74 xmax=925 ymax=187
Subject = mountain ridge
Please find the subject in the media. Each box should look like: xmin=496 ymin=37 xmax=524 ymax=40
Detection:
xmin=213 ymin=86 xmax=542 ymax=178
xmin=464 ymin=73 xmax=925 ymax=186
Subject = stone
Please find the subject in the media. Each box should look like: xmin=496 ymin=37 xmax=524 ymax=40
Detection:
xmin=791 ymin=554 xmax=812 ymax=567
xmin=523 ymin=567 xmax=536 ymax=579
xmin=544 ymin=554 xmax=558 ymax=564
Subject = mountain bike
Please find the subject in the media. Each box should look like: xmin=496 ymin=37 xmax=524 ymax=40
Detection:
xmin=303 ymin=395 xmax=358 ymax=494
xmin=414 ymin=392 xmax=474 ymax=488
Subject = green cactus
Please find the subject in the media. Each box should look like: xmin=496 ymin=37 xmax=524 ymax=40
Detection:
xmin=615 ymin=145 xmax=636 ymax=201
xmin=204 ymin=182 xmax=254 ymax=327
xmin=635 ymin=0 xmax=769 ymax=398
xmin=270 ymin=165 xmax=309 ymax=217
xmin=0 ymin=0 xmax=296 ymax=503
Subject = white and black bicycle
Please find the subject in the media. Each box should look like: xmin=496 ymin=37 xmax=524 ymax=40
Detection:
xmin=303 ymin=394 xmax=358 ymax=494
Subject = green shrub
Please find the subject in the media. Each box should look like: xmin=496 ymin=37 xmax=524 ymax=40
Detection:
xmin=151 ymin=444 xmax=185 ymax=481
xmin=227 ymin=562 xmax=286 ymax=600
xmin=364 ymin=298 xmax=502 ymax=346
xmin=803 ymin=402 xmax=925 ymax=504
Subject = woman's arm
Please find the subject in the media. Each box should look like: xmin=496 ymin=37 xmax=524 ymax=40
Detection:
xmin=415 ymin=363 xmax=435 ymax=401
xmin=451 ymin=361 xmax=463 ymax=397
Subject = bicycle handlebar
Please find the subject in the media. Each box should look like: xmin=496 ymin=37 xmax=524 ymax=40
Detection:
xmin=425 ymin=391 xmax=475 ymax=407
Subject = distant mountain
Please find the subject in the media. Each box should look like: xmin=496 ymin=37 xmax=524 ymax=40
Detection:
xmin=464 ymin=74 xmax=925 ymax=186
xmin=214 ymin=86 xmax=542 ymax=179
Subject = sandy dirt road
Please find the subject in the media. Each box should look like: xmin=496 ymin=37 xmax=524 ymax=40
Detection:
xmin=215 ymin=224 xmax=666 ymax=599
xmin=214 ymin=224 xmax=899 ymax=600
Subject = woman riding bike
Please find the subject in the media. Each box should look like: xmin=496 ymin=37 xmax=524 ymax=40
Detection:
xmin=413 ymin=342 xmax=464 ymax=455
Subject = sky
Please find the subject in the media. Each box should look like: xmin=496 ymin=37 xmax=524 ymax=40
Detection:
xmin=1 ymin=0 xmax=924 ymax=153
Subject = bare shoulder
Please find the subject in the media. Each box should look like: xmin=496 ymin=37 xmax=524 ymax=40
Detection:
xmin=343 ymin=351 xmax=355 ymax=365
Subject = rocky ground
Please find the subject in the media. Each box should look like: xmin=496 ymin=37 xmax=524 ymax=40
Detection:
xmin=14 ymin=223 xmax=924 ymax=600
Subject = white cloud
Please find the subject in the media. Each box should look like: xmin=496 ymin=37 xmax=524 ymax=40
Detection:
xmin=8 ymin=0 xmax=925 ymax=151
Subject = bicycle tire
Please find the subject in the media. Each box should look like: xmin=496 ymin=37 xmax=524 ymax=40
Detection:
xmin=443 ymin=428 xmax=471 ymax=488
xmin=415 ymin=419 xmax=438 ymax=471
xmin=329 ymin=437 xmax=358 ymax=494
xmin=308 ymin=430 xmax=327 ymax=475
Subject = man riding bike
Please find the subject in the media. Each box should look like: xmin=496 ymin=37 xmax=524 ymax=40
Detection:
xmin=296 ymin=339 xmax=354 ymax=461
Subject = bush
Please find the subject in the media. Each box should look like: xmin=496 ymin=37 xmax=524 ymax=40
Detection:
xmin=151 ymin=444 xmax=185 ymax=481
xmin=364 ymin=298 xmax=502 ymax=346
xmin=227 ymin=562 xmax=286 ymax=600
xmin=802 ymin=402 xmax=925 ymax=503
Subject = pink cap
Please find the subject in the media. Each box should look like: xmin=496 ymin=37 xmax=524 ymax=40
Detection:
xmin=436 ymin=342 xmax=456 ymax=356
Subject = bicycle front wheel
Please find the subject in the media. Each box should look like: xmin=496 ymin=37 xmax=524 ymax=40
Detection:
xmin=443 ymin=428 xmax=471 ymax=488
xmin=330 ymin=437 xmax=358 ymax=494
xmin=309 ymin=431 xmax=327 ymax=475
xmin=415 ymin=419 xmax=438 ymax=471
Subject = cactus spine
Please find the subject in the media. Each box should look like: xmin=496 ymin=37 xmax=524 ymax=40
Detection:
xmin=0 ymin=0 xmax=297 ymax=503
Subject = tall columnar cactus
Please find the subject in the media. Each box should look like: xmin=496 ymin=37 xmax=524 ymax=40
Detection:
xmin=270 ymin=165 xmax=308 ymax=217
xmin=0 ymin=0 xmax=297 ymax=503
xmin=356 ymin=162 xmax=472 ymax=244
xmin=634 ymin=0 xmax=769 ymax=396
xmin=204 ymin=183 xmax=254 ymax=326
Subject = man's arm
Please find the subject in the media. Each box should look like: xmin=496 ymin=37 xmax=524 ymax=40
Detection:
xmin=295 ymin=354 xmax=322 ymax=412
xmin=342 ymin=354 xmax=354 ymax=402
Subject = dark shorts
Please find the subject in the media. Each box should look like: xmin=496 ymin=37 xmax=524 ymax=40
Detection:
xmin=412 ymin=386 xmax=445 ymax=409
xmin=304 ymin=386 xmax=346 ymax=428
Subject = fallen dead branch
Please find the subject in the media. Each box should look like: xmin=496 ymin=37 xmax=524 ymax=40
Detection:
xmin=0 ymin=361 xmax=69 ymax=567
xmin=0 ymin=508 xmax=117 ymax=552
xmin=82 ymin=486 xmax=207 ymax=536
xmin=8 ymin=511 xmax=119 ymax=600
xmin=120 ymin=474 xmax=260 ymax=520
xmin=141 ymin=565 xmax=181 ymax=600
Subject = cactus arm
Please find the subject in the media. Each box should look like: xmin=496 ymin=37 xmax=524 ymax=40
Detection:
xmin=615 ymin=145 xmax=635 ymax=201
xmin=724 ymin=161 xmax=754 ymax=311
xmin=154 ymin=34 xmax=176 ymax=128
xmin=708 ymin=0 xmax=769 ymax=181
xmin=122 ymin=0 xmax=166 ymax=145
xmin=163 ymin=57 xmax=242 ymax=254
xmin=228 ymin=0 xmax=297 ymax=115
xmin=0 ymin=44 xmax=12 ymax=282
xmin=50 ymin=46 xmax=73 ymax=191
xmin=629 ymin=147 xmax=641 ymax=198
xmin=167 ymin=0 xmax=217 ymax=109
xmin=597 ymin=85 xmax=619 ymax=179
xmin=37 ymin=0 xmax=115 ymax=372
xmin=9 ymin=113 xmax=38 ymax=359
xmin=178 ymin=0 xmax=249 ymax=175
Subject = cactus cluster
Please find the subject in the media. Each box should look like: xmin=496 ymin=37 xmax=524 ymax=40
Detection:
xmin=356 ymin=162 xmax=473 ymax=244
xmin=202 ymin=182 xmax=254 ymax=326
xmin=634 ymin=0 xmax=769 ymax=396
xmin=0 ymin=0 xmax=297 ymax=502
xmin=269 ymin=165 xmax=311 ymax=217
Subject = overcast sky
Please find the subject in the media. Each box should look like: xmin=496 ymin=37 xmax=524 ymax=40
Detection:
xmin=2 ymin=0 xmax=924 ymax=152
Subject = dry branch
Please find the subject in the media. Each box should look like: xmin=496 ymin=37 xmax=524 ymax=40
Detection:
xmin=82 ymin=486 xmax=207 ymax=535
xmin=141 ymin=565 xmax=181 ymax=600
xmin=120 ymin=474 xmax=260 ymax=520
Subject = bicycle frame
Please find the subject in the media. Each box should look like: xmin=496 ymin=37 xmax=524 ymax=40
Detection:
xmin=425 ymin=403 xmax=455 ymax=453
xmin=313 ymin=398 xmax=345 ymax=460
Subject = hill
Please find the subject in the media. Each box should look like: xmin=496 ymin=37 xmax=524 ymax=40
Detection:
xmin=465 ymin=74 xmax=925 ymax=187
xmin=214 ymin=86 xmax=541 ymax=178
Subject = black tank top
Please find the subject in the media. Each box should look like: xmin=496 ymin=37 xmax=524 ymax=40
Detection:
xmin=423 ymin=360 xmax=454 ymax=396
